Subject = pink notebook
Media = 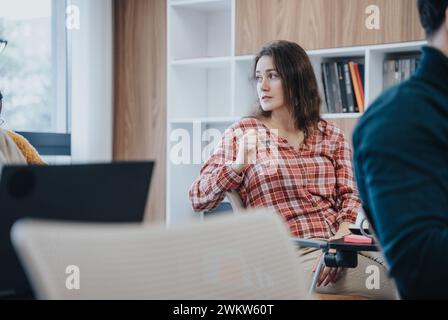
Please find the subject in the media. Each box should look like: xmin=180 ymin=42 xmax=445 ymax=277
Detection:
xmin=344 ymin=234 xmax=373 ymax=244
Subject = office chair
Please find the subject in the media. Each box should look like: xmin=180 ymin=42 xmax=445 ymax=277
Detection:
xmin=10 ymin=209 xmax=311 ymax=300
xmin=224 ymin=191 xmax=380 ymax=296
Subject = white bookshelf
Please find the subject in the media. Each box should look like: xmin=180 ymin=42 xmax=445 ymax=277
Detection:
xmin=167 ymin=0 xmax=427 ymax=225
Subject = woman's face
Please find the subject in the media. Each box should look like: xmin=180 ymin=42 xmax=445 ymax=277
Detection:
xmin=255 ymin=55 xmax=286 ymax=113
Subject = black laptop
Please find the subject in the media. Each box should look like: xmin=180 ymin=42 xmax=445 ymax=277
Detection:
xmin=0 ymin=161 xmax=154 ymax=299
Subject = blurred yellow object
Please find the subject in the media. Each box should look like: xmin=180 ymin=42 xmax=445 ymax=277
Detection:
xmin=6 ymin=130 xmax=45 ymax=165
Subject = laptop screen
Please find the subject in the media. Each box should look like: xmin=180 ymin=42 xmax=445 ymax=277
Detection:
xmin=0 ymin=161 xmax=154 ymax=299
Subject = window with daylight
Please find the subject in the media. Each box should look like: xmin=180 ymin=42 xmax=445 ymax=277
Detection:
xmin=0 ymin=0 xmax=70 ymax=161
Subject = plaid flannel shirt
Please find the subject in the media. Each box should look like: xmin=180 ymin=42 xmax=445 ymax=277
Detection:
xmin=189 ymin=118 xmax=360 ymax=239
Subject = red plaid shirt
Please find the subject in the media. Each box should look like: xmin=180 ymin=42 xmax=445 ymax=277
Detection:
xmin=189 ymin=118 xmax=360 ymax=239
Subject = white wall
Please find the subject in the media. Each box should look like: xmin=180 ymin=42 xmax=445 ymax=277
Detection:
xmin=70 ymin=0 xmax=113 ymax=163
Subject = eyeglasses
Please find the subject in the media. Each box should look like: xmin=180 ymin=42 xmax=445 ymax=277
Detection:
xmin=0 ymin=39 xmax=7 ymax=55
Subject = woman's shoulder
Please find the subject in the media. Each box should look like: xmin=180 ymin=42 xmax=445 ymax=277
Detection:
xmin=6 ymin=130 xmax=45 ymax=165
xmin=6 ymin=130 xmax=27 ymax=146
xmin=316 ymin=119 xmax=346 ymax=142
xmin=317 ymin=119 xmax=344 ymax=138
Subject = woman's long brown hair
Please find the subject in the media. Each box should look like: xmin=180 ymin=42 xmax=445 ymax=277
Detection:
xmin=252 ymin=40 xmax=322 ymax=139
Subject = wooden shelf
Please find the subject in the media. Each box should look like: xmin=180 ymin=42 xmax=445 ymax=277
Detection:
xmin=170 ymin=0 xmax=231 ymax=11
xmin=169 ymin=117 xmax=240 ymax=124
xmin=171 ymin=56 xmax=232 ymax=68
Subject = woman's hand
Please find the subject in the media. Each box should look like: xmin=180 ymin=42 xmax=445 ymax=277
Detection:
xmin=231 ymin=129 xmax=258 ymax=174
xmin=333 ymin=222 xmax=352 ymax=240
xmin=314 ymin=223 xmax=352 ymax=287
xmin=314 ymin=250 xmax=344 ymax=287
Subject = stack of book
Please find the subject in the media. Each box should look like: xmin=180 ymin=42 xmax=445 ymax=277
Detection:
xmin=383 ymin=52 xmax=421 ymax=91
xmin=321 ymin=60 xmax=365 ymax=114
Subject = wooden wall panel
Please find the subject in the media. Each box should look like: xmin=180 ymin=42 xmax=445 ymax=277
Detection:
xmin=113 ymin=0 xmax=166 ymax=223
xmin=236 ymin=0 xmax=425 ymax=55
xmin=335 ymin=0 xmax=425 ymax=48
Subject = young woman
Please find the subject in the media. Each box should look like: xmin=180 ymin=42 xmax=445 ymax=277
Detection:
xmin=189 ymin=40 xmax=396 ymax=299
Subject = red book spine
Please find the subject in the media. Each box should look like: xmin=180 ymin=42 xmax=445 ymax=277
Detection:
xmin=354 ymin=63 xmax=365 ymax=112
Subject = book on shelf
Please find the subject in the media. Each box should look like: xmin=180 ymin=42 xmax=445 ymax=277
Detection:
xmin=337 ymin=62 xmax=348 ymax=113
xmin=354 ymin=62 xmax=365 ymax=113
xmin=358 ymin=63 xmax=365 ymax=91
xmin=321 ymin=64 xmax=329 ymax=113
xmin=322 ymin=62 xmax=332 ymax=113
xmin=321 ymin=58 xmax=364 ymax=114
xmin=383 ymin=52 xmax=421 ymax=91
xmin=332 ymin=62 xmax=343 ymax=113
xmin=348 ymin=61 xmax=364 ymax=113
xmin=343 ymin=63 xmax=356 ymax=113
